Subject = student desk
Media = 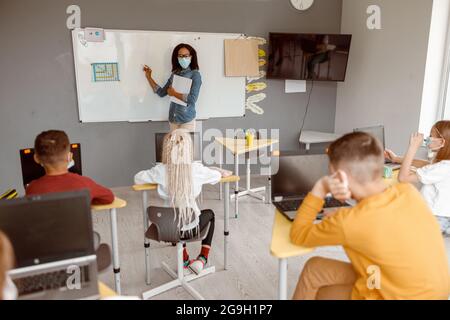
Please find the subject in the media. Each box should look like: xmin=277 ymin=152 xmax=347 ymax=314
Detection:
xmin=270 ymin=172 xmax=400 ymax=300
xmin=99 ymin=282 xmax=117 ymax=298
xmin=215 ymin=137 xmax=278 ymax=216
xmin=270 ymin=211 xmax=313 ymax=300
xmin=92 ymin=197 xmax=127 ymax=295
xmin=132 ymin=175 xmax=239 ymax=281
xmin=299 ymin=131 xmax=341 ymax=151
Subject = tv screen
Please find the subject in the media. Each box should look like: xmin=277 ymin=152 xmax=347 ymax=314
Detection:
xmin=267 ymin=33 xmax=352 ymax=81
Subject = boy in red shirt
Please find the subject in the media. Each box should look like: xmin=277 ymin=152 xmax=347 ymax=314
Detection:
xmin=26 ymin=130 xmax=114 ymax=205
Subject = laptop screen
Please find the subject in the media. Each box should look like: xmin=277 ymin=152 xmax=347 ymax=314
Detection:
xmin=19 ymin=143 xmax=83 ymax=188
xmin=354 ymin=126 xmax=385 ymax=149
xmin=272 ymin=152 xmax=329 ymax=199
xmin=155 ymin=132 xmax=202 ymax=163
xmin=0 ymin=191 xmax=94 ymax=268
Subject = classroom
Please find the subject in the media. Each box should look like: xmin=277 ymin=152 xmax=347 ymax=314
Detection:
xmin=0 ymin=0 xmax=449 ymax=304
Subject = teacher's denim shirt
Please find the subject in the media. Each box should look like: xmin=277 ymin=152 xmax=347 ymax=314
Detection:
xmin=154 ymin=67 xmax=202 ymax=124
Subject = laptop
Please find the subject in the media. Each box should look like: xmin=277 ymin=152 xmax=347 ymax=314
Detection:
xmin=19 ymin=143 xmax=83 ymax=188
xmin=155 ymin=132 xmax=202 ymax=163
xmin=353 ymin=125 xmax=401 ymax=170
xmin=0 ymin=190 xmax=99 ymax=300
xmin=272 ymin=151 xmax=351 ymax=221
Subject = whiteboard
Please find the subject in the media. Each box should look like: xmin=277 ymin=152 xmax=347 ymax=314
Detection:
xmin=71 ymin=28 xmax=246 ymax=122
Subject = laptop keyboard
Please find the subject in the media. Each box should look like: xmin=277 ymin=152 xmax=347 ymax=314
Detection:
xmin=277 ymin=200 xmax=303 ymax=212
xmin=277 ymin=197 xmax=349 ymax=212
xmin=324 ymin=197 xmax=349 ymax=208
xmin=14 ymin=266 xmax=90 ymax=296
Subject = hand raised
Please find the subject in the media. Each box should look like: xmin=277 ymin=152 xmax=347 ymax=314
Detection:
xmin=409 ymin=133 xmax=424 ymax=150
xmin=143 ymin=65 xmax=152 ymax=79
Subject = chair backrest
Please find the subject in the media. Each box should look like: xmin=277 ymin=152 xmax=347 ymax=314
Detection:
xmin=147 ymin=206 xmax=199 ymax=243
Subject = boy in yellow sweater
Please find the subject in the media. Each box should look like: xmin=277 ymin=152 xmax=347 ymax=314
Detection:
xmin=290 ymin=132 xmax=449 ymax=300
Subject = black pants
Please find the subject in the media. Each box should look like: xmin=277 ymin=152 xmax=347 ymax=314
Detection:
xmin=183 ymin=209 xmax=215 ymax=246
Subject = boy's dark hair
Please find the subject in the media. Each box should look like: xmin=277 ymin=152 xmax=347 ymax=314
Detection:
xmin=171 ymin=43 xmax=199 ymax=72
xmin=327 ymin=132 xmax=384 ymax=183
xmin=34 ymin=130 xmax=70 ymax=165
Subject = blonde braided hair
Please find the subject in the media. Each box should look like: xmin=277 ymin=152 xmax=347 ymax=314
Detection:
xmin=162 ymin=129 xmax=197 ymax=235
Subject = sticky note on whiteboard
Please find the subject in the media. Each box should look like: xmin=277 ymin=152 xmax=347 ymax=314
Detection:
xmin=285 ymin=80 xmax=306 ymax=93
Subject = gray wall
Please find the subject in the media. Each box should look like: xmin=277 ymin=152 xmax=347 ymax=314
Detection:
xmin=0 ymin=0 xmax=342 ymax=193
xmin=335 ymin=0 xmax=433 ymax=154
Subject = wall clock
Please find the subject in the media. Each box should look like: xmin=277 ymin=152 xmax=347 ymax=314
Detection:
xmin=290 ymin=0 xmax=314 ymax=11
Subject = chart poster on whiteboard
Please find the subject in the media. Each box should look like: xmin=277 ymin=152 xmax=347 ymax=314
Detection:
xmin=91 ymin=62 xmax=120 ymax=82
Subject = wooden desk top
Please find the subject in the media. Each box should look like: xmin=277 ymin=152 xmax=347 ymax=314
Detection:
xmin=132 ymin=175 xmax=240 ymax=192
xmin=91 ymin=197 xmax=127 ymax=211
xmin=215 ymin=137 xmax=278 ymax=155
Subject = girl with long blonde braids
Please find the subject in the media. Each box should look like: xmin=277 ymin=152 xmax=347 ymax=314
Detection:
xmin=135 ymin=129 xmax=222 ymax=274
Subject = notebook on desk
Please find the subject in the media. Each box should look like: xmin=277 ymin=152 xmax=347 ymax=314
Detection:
xmin=271 ymin=151 xmax=351 ymax=221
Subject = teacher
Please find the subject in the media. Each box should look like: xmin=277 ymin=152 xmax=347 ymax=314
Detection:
xmin=143 ymin=43 xmax=202 ymax=132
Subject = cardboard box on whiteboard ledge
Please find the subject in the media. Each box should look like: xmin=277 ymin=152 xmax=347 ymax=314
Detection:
xmin=224 ymin=39 xmax=260 ymax=77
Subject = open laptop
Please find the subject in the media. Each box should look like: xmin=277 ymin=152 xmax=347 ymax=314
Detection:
xmin=19 ymin=143 xmax=83 ymax=188
xmin=155 ymin=132 xmax=202 ymax=163
xmin=353 ymin=125 xmax=401 ymax=170
xmin=272 ymin=151 xmax=351 ymax=221
xmin=0 ymin=190 xmax=99 ymax=300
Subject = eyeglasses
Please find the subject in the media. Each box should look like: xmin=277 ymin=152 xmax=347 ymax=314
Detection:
xmin=177 ymin=54 xmax=191 ymax=58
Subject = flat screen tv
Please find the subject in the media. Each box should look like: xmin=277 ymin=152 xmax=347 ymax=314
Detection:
xmin=267 ymin=33 xmax=352 ymax=82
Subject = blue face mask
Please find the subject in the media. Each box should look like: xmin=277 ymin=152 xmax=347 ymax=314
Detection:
xmin=178 ymin=57 xmax=191 ymax=69
xmin=424 ymin=137 xmax=432 ymax=147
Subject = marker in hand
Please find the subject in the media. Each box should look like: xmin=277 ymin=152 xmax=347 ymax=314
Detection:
xmin=143 ymin=65 xmax=152 ymax=80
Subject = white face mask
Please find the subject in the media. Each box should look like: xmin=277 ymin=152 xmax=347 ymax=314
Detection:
xmin=3 ymin=275 xmax=18 ymax=300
